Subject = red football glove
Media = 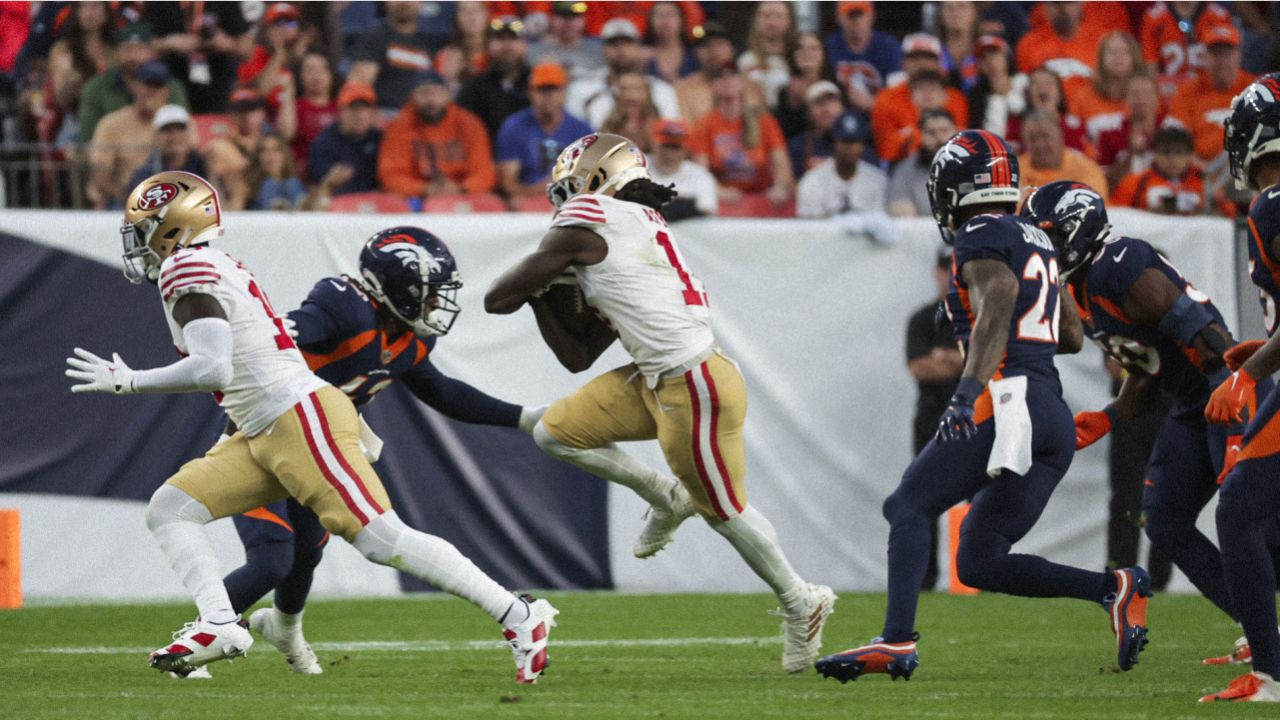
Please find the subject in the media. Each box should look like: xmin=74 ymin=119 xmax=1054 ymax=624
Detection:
xmin=1224 ymin=340 xmax=1266 ymax=372
xmin=1074 ymin=410 xmax=1113 ymax=450
xmin=1206 ymin=369 xmax=1258 ymax=424
xmin=1218 ymin=434 xmax=1243 ymax=485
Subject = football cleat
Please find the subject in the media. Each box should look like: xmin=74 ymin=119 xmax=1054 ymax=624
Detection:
xmin=1203 ymin=635 xmax=1252 ymax=665
xmin=778 ymin=584 xmax=838 ymax=673
xmin=249 ymin=608 xmax=322 ymax=675
xmin=169 ymin=665 xmax=212 ymax=679
xmin=815 ymin=636 xmax=920 ymax=683
xmin=1200 ymin=672 xmax=1280 ymax=702
xmin=633 ymin=483 xmax=697 ymax=559
xmin=1105 ymin=566 xmax=1152 ymax=671
xmin=149 ymin=618 xmax=252 ymax=675
xmin=502 ymin=594 xmax=558 ymax=685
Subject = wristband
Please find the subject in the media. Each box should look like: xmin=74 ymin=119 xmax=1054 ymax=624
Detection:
xmin=1103 ymin=405 xmax=1119 ymax=425
xmin=952 ymin=377 xmax=984 ymax=405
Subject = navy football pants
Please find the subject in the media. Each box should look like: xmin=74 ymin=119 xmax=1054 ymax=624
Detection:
xmin=226 ymin=498 xmax=328 ymax=615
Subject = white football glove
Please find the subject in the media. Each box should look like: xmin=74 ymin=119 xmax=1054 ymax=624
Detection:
xmin=282 ymin=316 xmax=299 ymax=339
xmin=518 ymin=404 xmax=549 ymax=434
xmin=66 ymin=347 xmax=137 ymax=394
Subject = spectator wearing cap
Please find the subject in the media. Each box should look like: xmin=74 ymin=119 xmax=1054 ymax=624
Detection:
xmin=1017 ymin=108 xmax=1109 ymax=196
xmin=887 ymin=108 xmax=956 ymax=218
xmin=1014 ymin=1 xmax=1097 ymax=95
xmin=289 ymin=52 xmax=339 ymax=174
xmin=1111 ymin=124 xmax=1222 ymax=215
xmin=674 ymin=21 xmax=737 ymax=125
xmin=870 ymin=34 xmax=969 ymax=165
xmin=824 ymin=2 xmax=902 ymax=114
xmin=143 ymin=1 xmax=254 ymax=114
xmin=737 ymin=1 xmax=797 ymax=109
xmin=648 ymin=119 xmax=718 ymax=220
xmin=237 ymin=3 xmax=308 ymax=111
xmin=567 ymin=18 xmax=681 ymax=130
xmin=1138 ymin=1 xmax=1235 ymax=95
xmin=937 ymin=0 xmax=981 ymax=91
xmin=796 ymin=110 xmax=889 ymax=231
xmin=786 ymin=80 xmax=846 ymax=177
xmin=307 ymin=82 xmax=383 ymax=202
xmin=495 ymin=62 xmax=592 ymax=207
xmin=86 ymin=60 xmax=173 ymax=209
xmin=378 ymin=70 xmax=495 ymax=199
xmin=775 ymin=31 xmax=842 ymax=140
xmin=348 ymin=0 xmax=441 ymax=112
xmin=645 ymin=2 xmax=699 ymax=83
xmin=79 ymin=22 xmax=191 ymax=143
xmin=689 ymin=69 xmax=793 ymax=206
xmin=528 ymin=1 xmax=604 ymax=83
xmin=436 ymin=1 xmax=491 ymax=91
xmin=1168 ymin=22 xmax=1253 ymax=164
xmin=206 ymin=88 xmax=272 ymax=210
xmin=456 ymin=16 xmax=531 ymax=142
xmin=965 ymin=34 xmax=1023 ymax=139
xmin=127 ymin=104 xmax=206 ymax=192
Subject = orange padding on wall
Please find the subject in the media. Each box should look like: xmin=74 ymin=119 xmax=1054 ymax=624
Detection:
xmin=0 ymin=509 xmax=21 ymax=609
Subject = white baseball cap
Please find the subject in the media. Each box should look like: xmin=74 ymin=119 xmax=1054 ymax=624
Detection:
xmin=153 ymin=104 xmax=191 ymax=129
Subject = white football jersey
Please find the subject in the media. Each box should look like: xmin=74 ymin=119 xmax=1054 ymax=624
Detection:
xmin=551 ymin=194 xmax=714 ymax=382
xmin=158 ymin=246 xmax=326 ymax=436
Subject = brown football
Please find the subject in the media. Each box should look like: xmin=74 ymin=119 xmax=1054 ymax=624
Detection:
xmin=539 ymin=282 xmax=608 ymax=337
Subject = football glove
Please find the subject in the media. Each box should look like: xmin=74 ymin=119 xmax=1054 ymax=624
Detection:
xmin=1218 ymin=434 xmax=1243 ymax=485
xmin=518 ymin=404 xmax=549 ymax=434
xmin=1224 ymin=339 xmax=1265 ymax=372
xmin=938 ymin=377 xmax=982 ymax=442
xmin=66 ymin=348 xmax=136 ymax=394
xmin=1074 ymin=407 xmax=1117 ymax=450
xmin=1206 ymin=368 xmax=1257 ymax=425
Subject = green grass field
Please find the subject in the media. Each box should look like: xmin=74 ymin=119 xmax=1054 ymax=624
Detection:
xmin=0 ymin=591 xmax=1272 ymax=719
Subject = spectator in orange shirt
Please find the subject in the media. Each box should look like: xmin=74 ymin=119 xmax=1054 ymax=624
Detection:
xmin=1017 ymin=108 xmax=1109 ymax=195
xmin=1015 ymin=1 xmax=1096 ymax=94
xmin=869 ymin=33 xmax=968 ymax=164
xmin=1111 ymin=124 xmax=1212 ymax=215
xmin=689 ymin=69 xmax=793 ymax=205
xmin=1138 ymin=1 xmax=1235 ymax=97
xmin=377 ymin=70 xmax=495 ymax=199
xmin=1168 ymin=22 xmax=1254 ymax=164
xmin=1074 ymin=31 xmax=1145 ymax=143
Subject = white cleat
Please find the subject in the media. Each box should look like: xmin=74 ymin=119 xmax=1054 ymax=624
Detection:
xmin=249 ymin=608 xmax=322 ymax=675
xmin=634 ymin=483 xmax=697 ymax=558
xmin=169 ymin=665 xmax=213 ymax=679
xmin=149 ymin=618 xmax=252 ymax=675
xmin=778 ymin=583 xmax=838 ymax=673
xmin=502 ymin=594 xmax=559 ymax=685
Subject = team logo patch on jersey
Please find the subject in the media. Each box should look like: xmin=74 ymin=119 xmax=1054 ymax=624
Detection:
xmin=138 ymin=183 xmax=179 ymax=210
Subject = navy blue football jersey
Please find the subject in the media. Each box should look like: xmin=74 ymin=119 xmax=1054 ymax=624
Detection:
xmin=287 ymin=276 xmax=520 ymax=425
xmin=1247 ymin=185 xmax=1280 ymax=338
xmin=1077 ymin=236 xmax=1227 ymax=415
xmin=945 ymin=213 xmax=1062 ymax=384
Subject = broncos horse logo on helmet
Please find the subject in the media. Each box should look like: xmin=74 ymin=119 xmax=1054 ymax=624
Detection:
xmin=360 ymin=226 xmax=462 ymax=337
xmin=1020 ymin=180 xmax=1112 ymax=281
xmin=927 ymin=129 xmax=1021 ymax=244
xmin=1224 ymin=72 xmax=1280 ymax=191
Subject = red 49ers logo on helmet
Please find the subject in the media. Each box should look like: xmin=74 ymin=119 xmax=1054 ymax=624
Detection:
xmin=138 ymin=182 xmax=179 ymax=210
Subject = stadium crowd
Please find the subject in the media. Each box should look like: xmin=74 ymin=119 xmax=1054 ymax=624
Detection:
xmin=1 ymin=0 xmax=1278 ymax=218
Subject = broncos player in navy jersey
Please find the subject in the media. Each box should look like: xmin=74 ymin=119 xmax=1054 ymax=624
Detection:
xmin=1022 ymin=181 xmax=1277 ymax=665
xmin=1200 ymin=73 xmax=1280 ymax=703
xmin=817 ymin=130 xmax=1151 ymax=683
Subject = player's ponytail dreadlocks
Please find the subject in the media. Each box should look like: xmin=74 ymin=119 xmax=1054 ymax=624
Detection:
xmin=614 ymin=178 xmax=679 ymax=214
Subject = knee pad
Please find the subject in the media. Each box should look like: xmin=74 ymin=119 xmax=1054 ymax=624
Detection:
xmin=145 ymin=484 xmax=213 ymax=532
xmin=351 ymin=510 xmax=408 ymax=564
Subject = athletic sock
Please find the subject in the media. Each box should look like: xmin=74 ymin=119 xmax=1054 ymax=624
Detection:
xmin=710 ymin=506 xmax=805 ymax=602
xmin=146 ymin=486 xmax=236 ymax=625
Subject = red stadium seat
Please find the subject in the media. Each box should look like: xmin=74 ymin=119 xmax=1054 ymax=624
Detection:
xmin=191 ymin=114 xmax=233 ymax=149
xmin=328 ymin=192 xmax=413 ymax=213
xmin=423 ymin=193 xmax=508 ymax=213
xmin=718 ymin=194 xmax=796 ymax=218
xmin=514 ymin=195 xmax=554 ymax=213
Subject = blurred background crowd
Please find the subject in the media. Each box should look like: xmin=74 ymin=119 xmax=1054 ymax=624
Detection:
xmin=1 ymin=0 xmax=1277 ymax=219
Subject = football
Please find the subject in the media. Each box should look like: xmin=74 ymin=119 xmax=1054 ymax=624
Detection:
xmin=539 ymin=279 xmax=595 ymax=336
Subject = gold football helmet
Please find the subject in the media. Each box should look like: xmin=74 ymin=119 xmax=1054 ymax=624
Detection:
xmin=546 ymin=133 xmax=651 ymax=208
xmin=121 ymin=171 xmax=223 ymax=283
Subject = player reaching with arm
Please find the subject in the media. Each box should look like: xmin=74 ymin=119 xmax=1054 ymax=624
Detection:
xmin=816 ymin=131 xmax=1150 ymax=684
xmin=64 ymin=173 xmax=557 ymax=684
xmin=1200 ymin=73 xmax=1280 ymax=703
xmin=1022 ymin=181 xmax=1266 ymax=665
xmin=484 ymin=134 xmax=836 ymax=674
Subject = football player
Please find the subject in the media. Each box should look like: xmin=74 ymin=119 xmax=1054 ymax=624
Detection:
xmin=1200 ymin=73 xmax=1280 ymax=703
xmin=484 ymin=133 xmax=837 ymax=674
xmin=816 ymin=131 xmax=1151 ymax=683
xmin=65 ymin=172 xmax=557 ymax=684
xmin=1022 ymin=180 xmax=1270 ymax=665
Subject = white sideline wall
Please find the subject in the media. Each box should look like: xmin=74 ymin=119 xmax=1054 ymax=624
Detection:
xmin=0 ymin=209 xmax=1241 ymax=600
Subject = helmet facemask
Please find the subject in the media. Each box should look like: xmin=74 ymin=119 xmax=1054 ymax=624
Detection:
xmin=121 ymin=210 xmax=168 ymax=284
xmin=363 ymin=267 xmax=463 ymax=338
xmin=547 ymin=175 xmax=584 ymax=208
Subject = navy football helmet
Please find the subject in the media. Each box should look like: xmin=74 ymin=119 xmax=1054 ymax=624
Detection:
xmin=359 ymin=226 xmax=462 ymax=337
xmin=1020 ymin=180 xmax=1111 ymax=280
xmin=927 ymin=129 xmax=1021 ymax=244
xmin=1224 ymin=72 xmax=1280 ymax=190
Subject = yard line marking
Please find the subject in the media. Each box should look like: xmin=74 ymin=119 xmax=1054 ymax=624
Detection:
xmin=25 ymin=636 xmax=783 ymax=655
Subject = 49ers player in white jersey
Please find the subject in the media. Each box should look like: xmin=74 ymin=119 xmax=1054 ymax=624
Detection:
xmin=485 ymin=134 xmax=836 ymax=673
xmin=65 ymin=171 xmax=557 ymax=683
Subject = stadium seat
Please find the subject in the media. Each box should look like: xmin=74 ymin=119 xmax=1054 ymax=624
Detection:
xmin=423 ymin=193 xmax=507 ymax=213
xmin=328 ymin=192 xmax=412 ymax=213
xmin=514 ymin=195 xmax=555 ymax=213
xmin=718 ymin=194 xmax=796 ymax=218
xmin=191 ymin=114 xmax=233 ymax=148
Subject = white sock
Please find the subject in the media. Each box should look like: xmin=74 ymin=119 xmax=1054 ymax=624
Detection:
xmin=274 ymin=607 xmax=303 ymax=633
xmin=145 ymin=485 xmax=236 ymax=624
xmin=710 ymin=506 xmax=805 ymax=603
xmin=353 ymin=511 xmax=516 ymax=623
xmin=533 ymin=423 xmax=679 ymax=509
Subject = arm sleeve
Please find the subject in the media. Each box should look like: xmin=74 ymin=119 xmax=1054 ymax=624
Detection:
xmin=131 ymin=317 xmax=234 ymax=393
xmin=400 ymin=359 xmax=522 ymax=427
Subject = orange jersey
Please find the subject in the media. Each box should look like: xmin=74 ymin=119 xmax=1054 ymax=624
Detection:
xmin=1028 ymin=2 xmax=1134 ymax=35
xmin=688 ymin=108 xmax=785 ymax=194
xmin=1018 ymin=148 xmax=1110 ymax=197
xmin=1110 ymin=165 xmax=1207 ymax=214
xmin=869 ymin=83 xmax=969 ymax=164
xmin=1072 ymin=84 xmax=1129 ymax=142
xmin=377 ymin=103 xmax=495 ymax=196
xmin=1168 ymin=69 xmax=1254 ymax=161
xmin=1139 ymin=2 xmax=1234 ymax=84
xmin=1015 ymin=25 xmax=1096 ymax=97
